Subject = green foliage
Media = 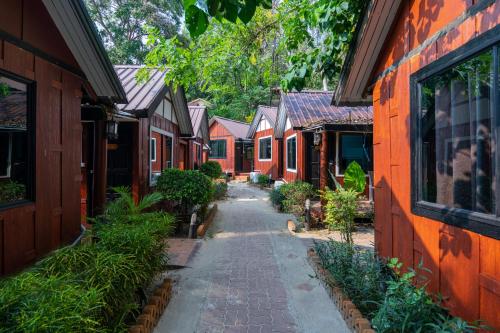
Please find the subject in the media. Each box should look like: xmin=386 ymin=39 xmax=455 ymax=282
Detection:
xmin=212 ymin=181 xmax=228 ymax=200
xmin=315 ymin=241 xmax=481 ymax=332
xmin=269 ymin=187 xmax=285 ymax=209
xmin=0 ymin=188 xmax=174 ymax=332
xmin=0 ymin=180 xmax=26 ymax=203
xmin=85 ymin=0 xmax=184 ymax=64
xmin=200 ymin=161 xmax=222 ymax=179
xmin=343 ymin=161 xmax=366 ymax=193
xmin=0 ymin=83 xmax=10 ymax=97
xmin=322 ymin=187 xmax=358 ymax=243
xmin=182 ymin=0 xmax=272 ymax=37
xmin=280 ymin=181 xmax=316 ymax=218
xmin=156 ymin=169 xmax=213 ymax=207
xmin=256 ymin=174 xmax=270 ymax=186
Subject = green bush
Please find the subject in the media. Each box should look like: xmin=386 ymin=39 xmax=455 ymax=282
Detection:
xmin=269 ymin=187 xmax=285 ymax=209
xmin=212 ymin=181 xmax=228 ymax=200
xmin=0 ymin=180 xmax=26 ymax=203
xmin=156 ymin=169 xmax=213 ymax=208
xmin=322 ymin=187 xmax=358 ymax=243
xmin=256 ymin=174 xmax=269 ymax=186
xmin=0 ymin=188 xmax=174 ymax=332
xmin=315 ymin=241 xmax=480 ymax=332
xmin=200 ymin=161 xmax=222 ymax=179
xmin=343 ymin=161 xmax=366 ymax=193
xmin=280 ymin=181 xmax=316 ymax=218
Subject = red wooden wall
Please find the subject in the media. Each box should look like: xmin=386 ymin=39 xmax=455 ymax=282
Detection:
xmin=372 ymin=0 xmax=500 ymax=329
xmin=208 ymin=120 xmax=236 ymax=174
xmin=282 ymin=129 xmax=304 ymax=183
xmin=253 ymin=128 xmax=279 ymax=179
xmin=0 ymin=0 xmax=85 ymax=275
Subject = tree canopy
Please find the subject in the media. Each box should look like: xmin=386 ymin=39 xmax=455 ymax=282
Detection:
xmin=85 ymin=0 xmax=184 ymax=64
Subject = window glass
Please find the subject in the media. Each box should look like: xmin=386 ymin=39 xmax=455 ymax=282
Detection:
xmin=339 ymin=133 xmax=372 ymax=174
xmin=287 ymin=136 xmax=296 ymax=170
xmin=419 ymin=47 xmax=495 ymax=214
xmin=0 ymin=75 xmax=29 ymax=206
xmin=259 ymin=137 xmax=272 ymax=160
xmin=151 ymin=138 xmax=156 ymax=162
xmin=165 ymin=136 xmax=173 ymax=168
xmin=209 ymin=140 xmax=227 ymax=159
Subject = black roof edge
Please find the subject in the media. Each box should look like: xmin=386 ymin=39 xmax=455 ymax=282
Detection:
xmin=74 ymin=0 xmax=128 ymax=103
xmin=333 ymin=0 xmax=372 ymax=106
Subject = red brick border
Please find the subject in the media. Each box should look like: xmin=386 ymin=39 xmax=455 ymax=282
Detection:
xmin=128 ymin=278 xmax=173 ymax=333
xmin=307 ymin=248 xmax=375 ymax=333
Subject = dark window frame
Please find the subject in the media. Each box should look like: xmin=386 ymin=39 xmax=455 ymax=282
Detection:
xmin=410 ymin=25 xmax=500 ymax=240
xmin=209 ymin=139 xmax=227 ymax=159
xmin=258 ymin=136 xmax=272 ymax=161
xmin=0 ymin=69 xmax=36 ymax=211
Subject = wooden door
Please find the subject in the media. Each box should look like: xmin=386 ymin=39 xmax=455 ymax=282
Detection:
xmin=306 ymin=134 xmax=320 ymax=188
xmin=107 ymin=123 xmax=133 ymax=200
xmin=80 ymin=122 xmax=94 ymax=224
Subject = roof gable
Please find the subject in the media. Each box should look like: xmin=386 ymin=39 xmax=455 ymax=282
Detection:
xmin=189 ymin=105 xmax=209 ymax=142
xmin=210 ymin=116 xmax=250 ymax=139
xmin=246 ymin=105 xmax=278 ymax=138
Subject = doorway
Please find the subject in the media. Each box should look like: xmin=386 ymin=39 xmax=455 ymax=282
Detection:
xmin=107 ymin=122 xmax=134 ymax=200
xmin=81 ymin=121 xmax=95 ymax=223
xmin=305 ymin=133 xmax=320 ymax=189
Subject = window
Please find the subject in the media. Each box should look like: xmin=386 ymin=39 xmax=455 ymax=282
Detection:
xmin=411 ymin=32 xmax=500 ymax=238
xmin=286 ymin=135 xmax=297 ymax=171
xmin=0 ymin=72 xmax=32 ymax=207
xmin=209 ymin=139 xmax=227 ymax=159
xmin=337 ymin=133 xmax=373 ymax=174
xmin=258 ymin=136 xmax=272 ymax=160
xmin=150 ymin=138 xmax=157 ymax=162
xmin=165 ymin=135 xmax=173 ymax=168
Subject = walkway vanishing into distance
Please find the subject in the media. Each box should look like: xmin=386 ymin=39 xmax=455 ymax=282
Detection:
xmin=155 ymin=182 xmax=349 ymax=333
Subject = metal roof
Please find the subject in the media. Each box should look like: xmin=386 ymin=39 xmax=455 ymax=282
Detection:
xmin=209 ymin=116 xmax=250 ymax=140
xmin=41 ymin=0 xmax=127 ymax=103
xmin=275 ymin=91 xmax=373 ymax=138
xmin=114 ymin=65 xmax=193 ymax=137
xmin=246 ymin=105 xmax=278 ymax=138
xmin=189 ymin=105 xmax=209 ymax=143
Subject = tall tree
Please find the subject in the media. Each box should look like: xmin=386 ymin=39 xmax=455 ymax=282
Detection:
xmin=85 ymin=0 xmax=184 ymax=64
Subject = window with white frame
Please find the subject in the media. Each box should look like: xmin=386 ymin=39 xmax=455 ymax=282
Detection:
xmin=258 ymin=136 xmax=272 ymax=160
xmin=286 ymin=135 xmax=297 ymax=171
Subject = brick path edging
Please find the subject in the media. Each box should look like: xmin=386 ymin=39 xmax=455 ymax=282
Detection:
xmin=128 ymin=278 xmax=173 ymax=333
xmin=197 ymin=204 xmax=218 ymax=237
xmin=307 ymin=249 xmax=375 ymax=333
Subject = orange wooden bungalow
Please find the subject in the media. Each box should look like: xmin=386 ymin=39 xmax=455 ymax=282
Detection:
xmin=335 ymin=0 xmax=500 ymax=328
xmin=208 ymin=116 xmax=252 ymax=177
xmin=0 ymin=0 xmax=127 ymax=275
xmin=112 ymin=65 xmax=194 ymax=199
xmin=188 ymin=105 xmax=210 ymax=170
xmin=247 ymin=105 xmax=280 ymax=180
xmin=274 ymin=91 xmax=373 ymax=191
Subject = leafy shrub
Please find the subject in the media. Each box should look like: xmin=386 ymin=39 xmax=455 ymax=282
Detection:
xmin=0 ymin=180 xmax=26 ymax=203
xmin=256 ymin=174 xmax=269 ymax=186
xmin=269 ymin=187 xmax=285 ymax=209
xmin=0 ymin=188 xmax=174 ymax=332
xmin=315 ymin=241 xmax=480 ymax=332
xmin=322 ymin=187 xmax=358 ymax=243
xmin=280 ymin=181 xmax=316 ymax=218
xmin=200 ymin=161 xmax=222 ymax=179
xmin=156 ymin=168 xmax=213 ymax=208
xmin=343 ymin=161 xmax=366 ymax=193
xmin=212 ymin=181 xmax=228 ymax=200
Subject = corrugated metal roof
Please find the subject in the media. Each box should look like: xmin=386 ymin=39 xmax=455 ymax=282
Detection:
xmin=275 ymin=91 xmax=373 ymax=138
xmin=189 ymin=105 xmax=209 ymax=143
xmin=246 ymin=105 xmax=278 ymax=138
xmin=115 ymin=65 xmax=167 ymax=113
xmin=210 ymin=116 xmax=250 ymax=140
xmin=42 ymin=0 xmax=127 ymax=103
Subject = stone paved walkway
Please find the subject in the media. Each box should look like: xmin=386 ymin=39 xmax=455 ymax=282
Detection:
xmin=155 ymin=182 xmax=349 ymax=333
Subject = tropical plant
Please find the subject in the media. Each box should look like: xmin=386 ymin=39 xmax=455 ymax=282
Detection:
xmin=269 ymin=187 xmax=285 ymax=209
xmin=212 ymin=181 xmax=228 ymax=200
xmin=200 ymin=161 xmax=222 ymax=179
xmin=343 ymin=161 xmax=366 ymax=193
xmin=280 ymin=181 xmax=316 ymax=218
xmin=322 ymin=187 xmax=358 ymax=243
xmin=256 ymin=174 xmax=270 ymax=187
xmin=156 ymin=168 xmax=213 ymax=208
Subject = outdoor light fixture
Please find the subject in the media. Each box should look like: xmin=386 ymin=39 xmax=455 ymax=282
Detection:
xmin=106 ymin=119 xmax=119 ymax=140
xmin=313 ymin=131 xmax=322 ymax=146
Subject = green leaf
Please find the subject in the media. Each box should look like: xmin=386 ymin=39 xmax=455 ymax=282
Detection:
xmin=238 ymin=0 xmax=257 ymax=24
xmin=223 ymin=1 xmax=238 ymax=22
xmin=207 ymin=0 xmax=220 ymax=16
xmin=183 ymin=0 xmax=197 ymax=9
xmin=343 ymin=161 xmax=366 ymax=193
xmin=186 ymin=5 xmax=209 ymax=37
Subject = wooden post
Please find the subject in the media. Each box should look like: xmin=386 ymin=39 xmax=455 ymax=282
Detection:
xmin=319 ymin=131 xmax=328 ymax=191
